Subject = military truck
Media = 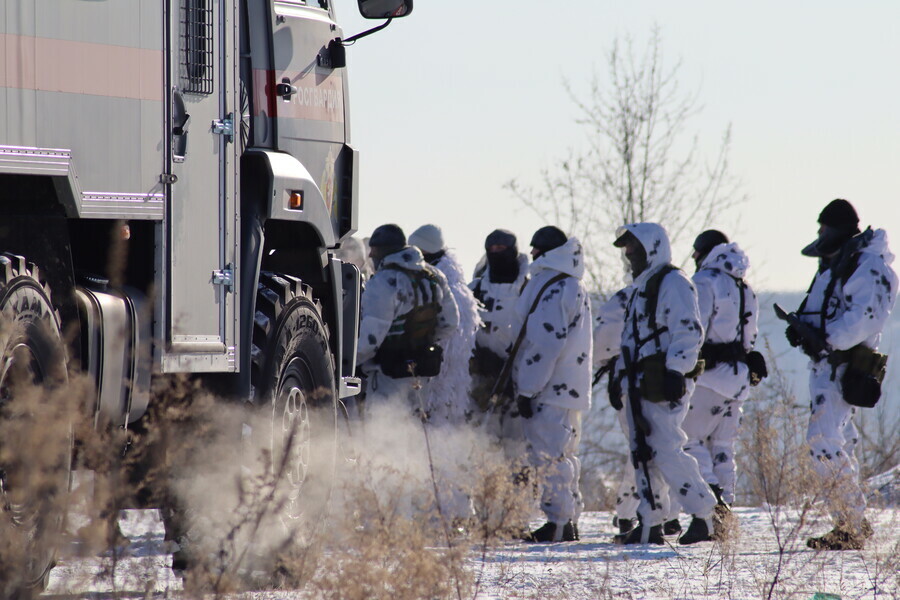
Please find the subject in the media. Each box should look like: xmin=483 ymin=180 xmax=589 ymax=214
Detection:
xmin=0 ymin=0 xmax=411 ymax=594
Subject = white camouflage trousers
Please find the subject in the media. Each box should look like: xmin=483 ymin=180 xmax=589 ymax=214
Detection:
xmin=521 ymin=403 xmax=583 ymax=525
xmin=624 ymin=393 xmax=717 ymax=527
xmin=682 ymin=385 xmax=743 ymax=504
xmin=807 ymin=361 xmax=866 ymax=529
xmin=614 ymin=408 xmax=676 ymax=523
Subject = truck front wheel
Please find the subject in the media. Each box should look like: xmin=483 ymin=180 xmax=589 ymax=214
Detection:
xmin=252 ymin=273 xmax=338 ymax=545
xmin=0 ymin=253 xmax=70 ymax=599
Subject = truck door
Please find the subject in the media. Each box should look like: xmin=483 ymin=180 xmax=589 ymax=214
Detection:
xmin=166 ymin=0 xmax=236 ymax=364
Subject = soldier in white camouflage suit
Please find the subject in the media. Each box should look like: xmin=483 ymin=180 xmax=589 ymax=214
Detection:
xmin=356 ymin=224 xmax=459 ymax=410
xmin=606 ymin=223 xmax=718 ymax=545
xmin=468 ymin=229 xmax=530 ymax=419
xmin=513 ymin=227 xmax=592 ymax=543
xmin=409 ymin=224 xmax=481 ymax=425
xmin=678 ymin=230 xmax=761 ymax=530
xmin=784 ymin=200 xmax=897 ymax=550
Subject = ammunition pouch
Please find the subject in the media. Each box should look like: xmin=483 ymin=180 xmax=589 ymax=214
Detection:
xmin=469 ymin=345 xmax=510 ymax=411
xmin=638 ymin=353 xmax=668 ymax=403
xmin=469 ymin=344 xmax=506 ymax=379
xmin=829 ymin=345 xmax=888 ymax=408
xmin=746 ymin=350 xmax=768 ymax=386
xmin=376 ymin=343 xmax=444 ymax=379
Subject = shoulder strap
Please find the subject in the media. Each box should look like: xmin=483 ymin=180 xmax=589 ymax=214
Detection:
xmin=492 ymin=272 xmax=569 ymax=395
xmin=724 ymin=273 xmax=749 ymax=346
xmin=816 ymin=250 xmax=862 ymax=333
xmin=635 ymin=265 xmax=679 ymax=353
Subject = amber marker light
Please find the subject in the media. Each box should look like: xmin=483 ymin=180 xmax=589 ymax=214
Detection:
xmin=289 ymin=190 xmax=304 ymax=210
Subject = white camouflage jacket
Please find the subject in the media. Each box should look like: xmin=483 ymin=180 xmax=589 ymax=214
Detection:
xmin=512 ymin=238 xmax=593 ymax=411
xmin=796 ymin=228 xmax=898 ymax=359
xmin=469 ymin=253 xmax=530 ymax=357
xmin=693 ymin=242 xmax=759 ymax=399
xmin=357 ymin=246 xmax=460 ymax=369
xmin=612 ymin=223 xmax=704 ymax=387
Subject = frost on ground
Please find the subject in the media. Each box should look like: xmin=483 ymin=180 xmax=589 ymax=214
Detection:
xmin=472 ymin=507 xmax=900 ymax=600
xmin=46 ymin=505 xmax=899 ymax=599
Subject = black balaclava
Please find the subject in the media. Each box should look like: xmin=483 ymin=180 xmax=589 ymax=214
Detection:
xmin=530 ymin=225 xmax=567 ymax=259
xmin=693 ymin=229 xmax=729 ymax=270
xmin=613 ymin=230 xmax=648 ymax=278
xmin=801 ymin=199 xmax=861 ymax=259
xmin=485 ymin=229 xmax=520 ymax=283
xmin=422 ymin=250 xmax=445 ymax=266
xmin=369 ymin=223 xmax=406 ymax=270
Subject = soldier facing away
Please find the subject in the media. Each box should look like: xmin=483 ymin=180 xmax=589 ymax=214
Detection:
xmin=356 ymin=224 xmax=459 ymax=411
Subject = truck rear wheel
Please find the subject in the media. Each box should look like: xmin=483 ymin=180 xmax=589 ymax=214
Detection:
xmin=251 ymin=272 xmax=337 ymax=572
xmin=0 ymin=254 xmax=70 ymax=599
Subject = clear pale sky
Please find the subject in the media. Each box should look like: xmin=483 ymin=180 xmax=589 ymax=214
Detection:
xmin=339 ymin=1 xmax=900 ymax=291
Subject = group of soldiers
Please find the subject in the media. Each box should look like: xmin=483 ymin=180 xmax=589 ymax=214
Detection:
xmin=351 ymin=198 xmax=897 ymax=551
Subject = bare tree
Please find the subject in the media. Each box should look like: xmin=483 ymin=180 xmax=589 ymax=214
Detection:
xmin=506 ymin=27 xmax=743 ymax=294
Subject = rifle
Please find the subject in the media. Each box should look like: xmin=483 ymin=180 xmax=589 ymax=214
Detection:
xmin=774 ymin=303 xmax=827 ymax=358
xmin=621 ymin=345 xmax=656 ymax=514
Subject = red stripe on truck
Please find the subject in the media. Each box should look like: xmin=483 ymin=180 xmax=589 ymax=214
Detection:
xmin=252 ymin=68 xmax=344 ymax=123
xmin=1 ymin=34 xmax=163 ymax=101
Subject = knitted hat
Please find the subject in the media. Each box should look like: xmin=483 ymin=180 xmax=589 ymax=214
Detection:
xmin=485 ymin=229 xmax=517 ymax=251
xmin=818 ymin=199 xmax=860 ymax=234
xmin=530 ymin=226 xmax=567 ymax=253
xmin=408 ymin=224 xmax=445 ymax=254
xmin=693 ymin=229 xmax=729 ymax=256
xmin=369 ymin=224 xmax=406 ymax=248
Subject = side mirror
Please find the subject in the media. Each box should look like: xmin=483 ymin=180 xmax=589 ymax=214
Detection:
xmin=357 ymin=0 xmax=412 ymax=19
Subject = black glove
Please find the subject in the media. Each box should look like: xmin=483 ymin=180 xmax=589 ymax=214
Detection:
xmin=663 ymin=369 xmax=686 ymax=403
xmin=800 ymin=339 xmax=824 ymax=359
xmin=785 ymin=325 xmax=802 ymax=348
xmin=516 ymin=395 xmax=534 ymax=419
xmin=607 ymin=373 xmax=623 ymax=411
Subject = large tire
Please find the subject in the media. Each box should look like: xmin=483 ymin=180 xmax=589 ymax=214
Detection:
xmin=251 ymin=272 xmax=338 ymax=571
xmin=0 ymin=253 xmax=70 ymax=599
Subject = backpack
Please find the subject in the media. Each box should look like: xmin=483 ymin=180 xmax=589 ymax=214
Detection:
xmin=374 ymin=265 xmax=444 ymax=379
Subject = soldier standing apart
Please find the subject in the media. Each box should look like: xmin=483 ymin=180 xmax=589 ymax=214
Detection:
xmin=512 ymin=226 xmax=592 ymax=543
xmin=609 ymin=223 xmax=718 ymax=545
xmin=356 ymin=224 xmax=459 ymax=410
xmin=782 ymin=200 xmax=897 ymax=550
xmin=680 ymin=230 xmax=763 ymax=523
xmin=409 ymin=224 xmax=481 ymax=425
xmin=468 ymin=229 xmax=530 ymax=419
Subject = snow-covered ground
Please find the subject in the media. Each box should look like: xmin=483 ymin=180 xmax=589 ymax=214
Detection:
xmin=46 ymin=504 xmax=900 ymax=599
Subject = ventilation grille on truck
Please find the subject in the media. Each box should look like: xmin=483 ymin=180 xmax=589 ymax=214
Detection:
xmin=180 ymin=0 xmax=214 ymax=95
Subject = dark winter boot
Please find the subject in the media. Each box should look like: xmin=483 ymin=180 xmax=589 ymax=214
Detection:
xmin=525 ymin=521 xmax=574 ymax=543
xmin=663 ymin=518 xmax=682 ymax=536
xmin=678 ymin=516 xmax=715 ymax=545
xmin=616 ymin=517 xmax=635 ymax=535
xmin=613 ymin=523 xmax=665 ymax=545
xmin=807 ymin=519 xmax=873 ymax=551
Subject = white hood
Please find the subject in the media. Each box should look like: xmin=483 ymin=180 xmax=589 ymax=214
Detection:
xmin=616 ymin=223 xmax=673 ymax=286
xmin=529 ymin=237 xmax=586 ymax=280
xmin=699 ymin=242 xmax=750 ymax=279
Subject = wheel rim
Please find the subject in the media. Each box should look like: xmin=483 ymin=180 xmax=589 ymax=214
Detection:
xmin=0 ymin=339 xmax=56 ymax=581
xmin=272 ymin=356 xmax=317 ymax=521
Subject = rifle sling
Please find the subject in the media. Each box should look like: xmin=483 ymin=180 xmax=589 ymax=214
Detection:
xmin=492 ymin=272 xmax=569 ymax=396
